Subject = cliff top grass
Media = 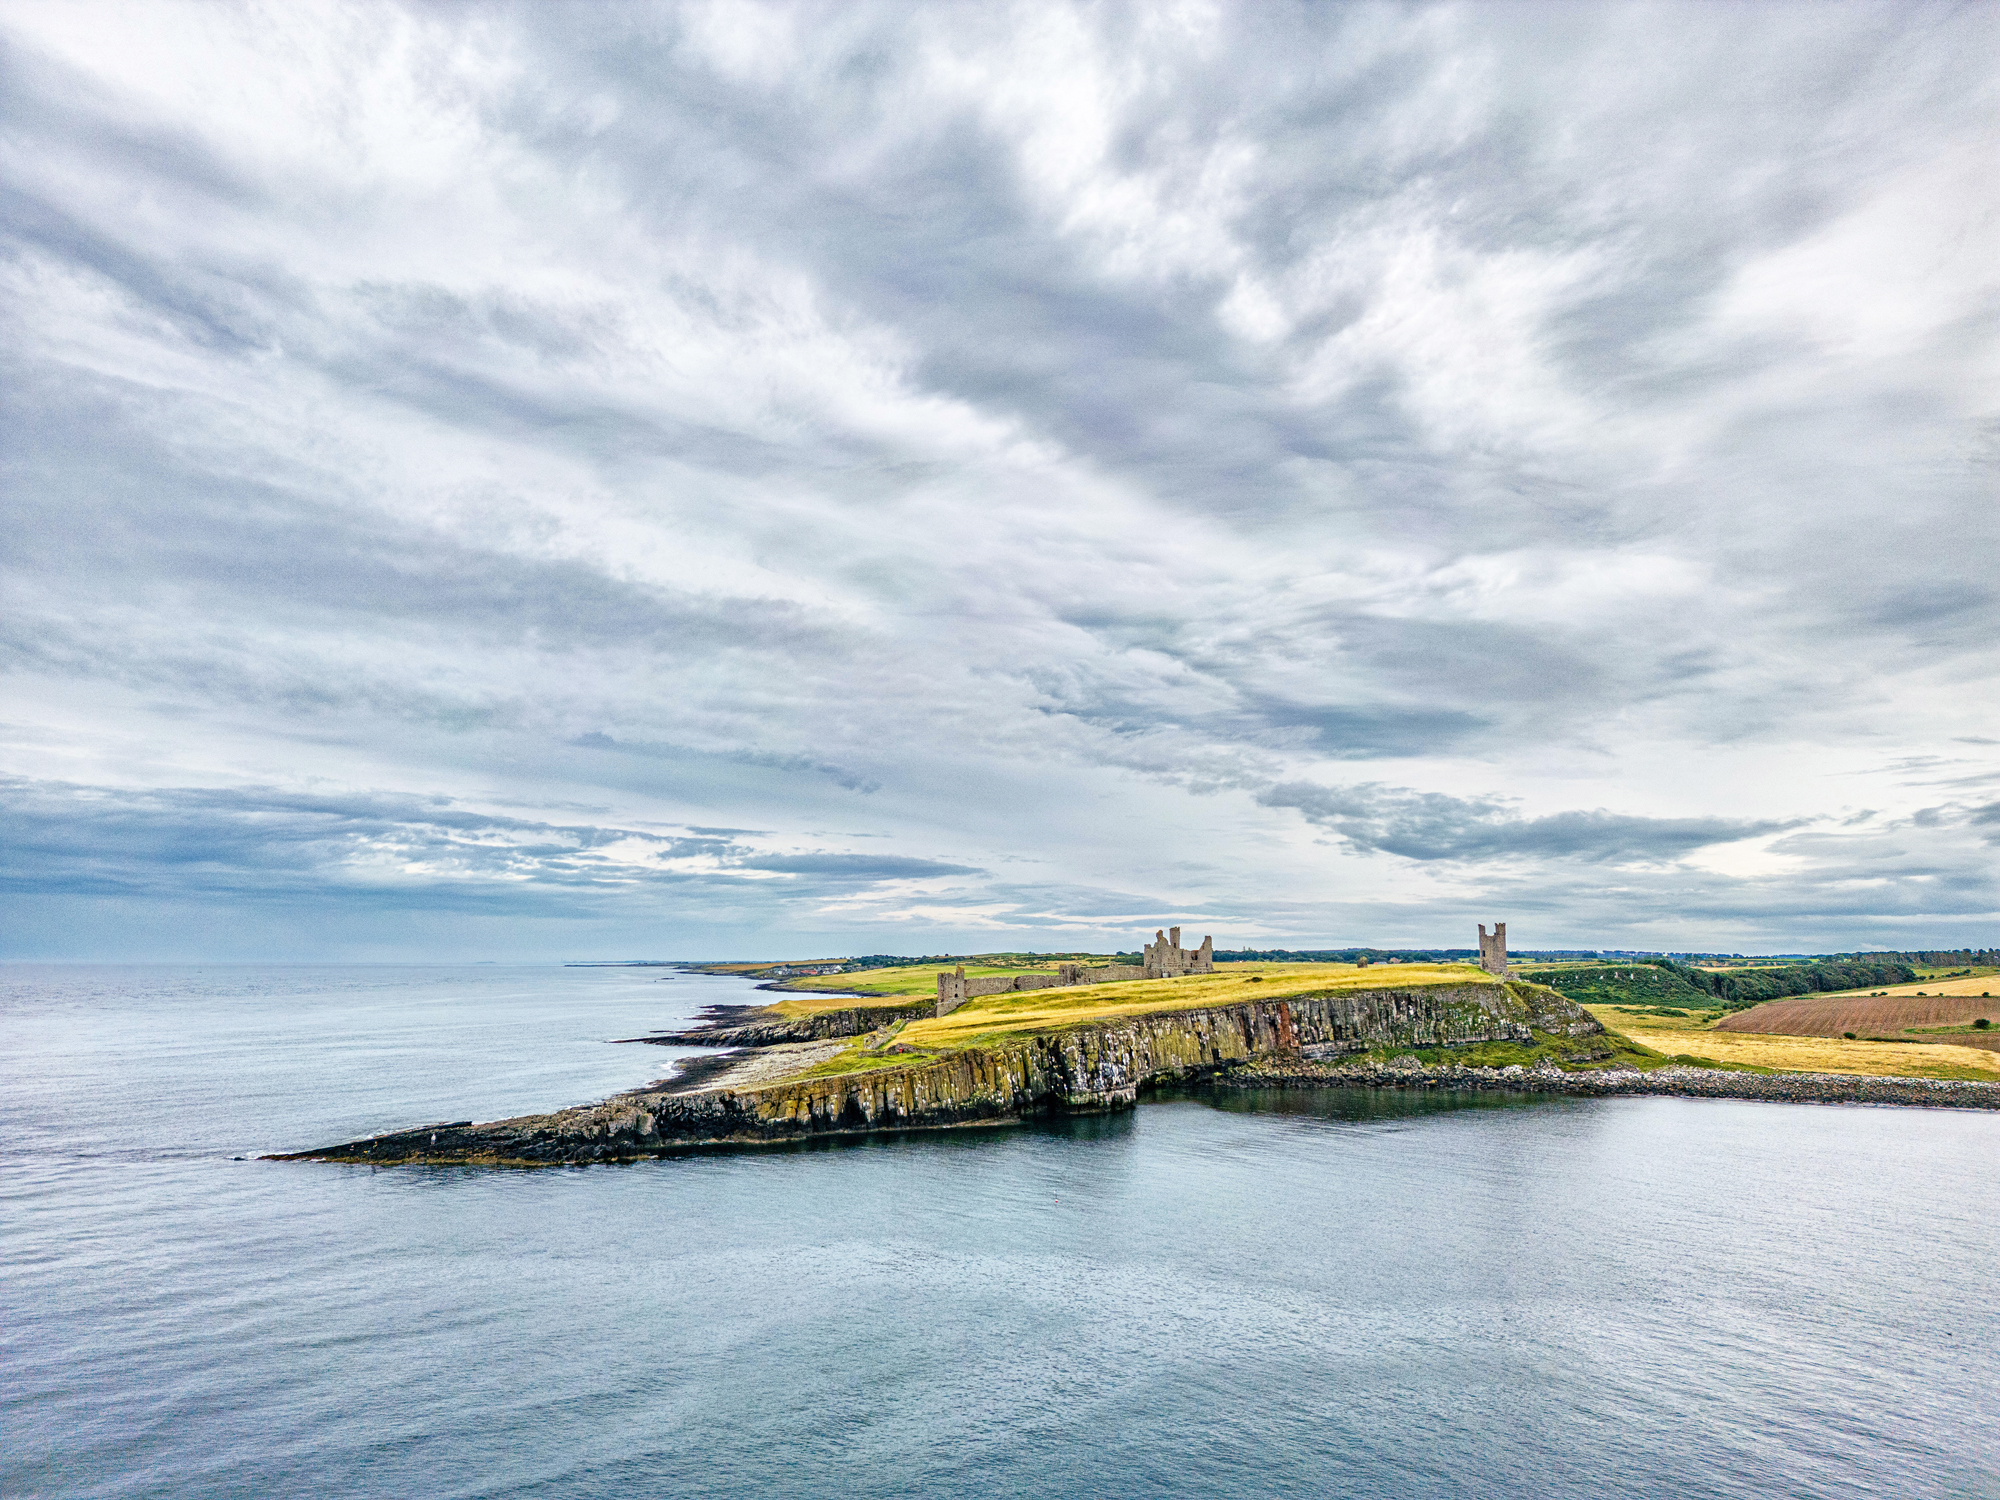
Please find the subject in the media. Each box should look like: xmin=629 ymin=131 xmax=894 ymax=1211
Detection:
xmin=766 ymin=955 xmax=1538 ymax=1009
xmin=899 ymin=962 xmax=1499 ymax=1049
xmin=770 ymin=962 xmax=1509 ymax=1084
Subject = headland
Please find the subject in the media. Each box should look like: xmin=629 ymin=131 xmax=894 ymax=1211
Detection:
xmin=275 ymin=927 xmax=2000 ymax=1166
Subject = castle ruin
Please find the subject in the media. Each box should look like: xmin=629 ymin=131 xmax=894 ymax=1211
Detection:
xmin=1143 ymin=926 xmax=1214 ymax=978
xmin=936 ymin=926 xmax=1214 ymax=1017
xmin=935 ymin=924 xmax=1512 ymax=1019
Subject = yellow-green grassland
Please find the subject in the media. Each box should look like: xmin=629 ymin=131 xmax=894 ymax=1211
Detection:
xmin=738 ymin=956 xmax=2000 ymax=1084
xmin=784 ymin=963 xmax=1647 ymax=1084
xmin=1583 ymin=1003 xmax=2000 ymax=1081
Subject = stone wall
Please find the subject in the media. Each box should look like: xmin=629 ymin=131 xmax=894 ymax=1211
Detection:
xmin=1078 ymin=963 xmax=1148 ymax=985
xmin=935 ymin=966 xmax=1076 ymax=1015
xmin=935 ymin=926 xmax=1214 ymax=1016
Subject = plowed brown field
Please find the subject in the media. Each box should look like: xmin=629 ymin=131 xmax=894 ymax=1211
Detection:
xmin=1717 ymin=992 xmax=2000 ymax=1039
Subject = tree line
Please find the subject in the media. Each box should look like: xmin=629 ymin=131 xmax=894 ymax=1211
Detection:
xmin=1651 ymin=957 xmax=1919 ymax=1010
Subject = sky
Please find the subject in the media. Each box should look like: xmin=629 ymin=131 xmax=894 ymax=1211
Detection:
xmin=2 ymin=1 xmax=1997 ymax=961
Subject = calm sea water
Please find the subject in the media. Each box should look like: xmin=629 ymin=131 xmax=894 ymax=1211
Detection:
xmin=3 ymin=964 xmax=1997 ymax=1500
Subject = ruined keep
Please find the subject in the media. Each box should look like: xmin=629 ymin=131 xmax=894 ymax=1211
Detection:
xmin=1143 ymin=926 xmax=1214 ymax=978
xmin=1478 ymin=922 xmax=1511 ymax=977
xmin=936 ymin=926 xmax=1215 ymax=1017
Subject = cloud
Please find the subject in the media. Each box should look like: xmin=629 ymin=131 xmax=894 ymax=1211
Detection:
xmin=2 ymin=1 xmax=1997 ymax=956
xmin=0 ymin=776 xmax=969 ymax=911
xmin=1254 ymin=781 xmax=1800 ymax=864
xmin=738 ymin=853 xmax=981 ymax=879
xmin=571 ymin=734 xmax=880 ymax=795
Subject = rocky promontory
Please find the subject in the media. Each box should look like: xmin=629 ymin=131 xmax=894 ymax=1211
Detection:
xmin=274 ymin=965 xmax=1995 ymax=1167
xmin=275 ymin=974 xmax=1604 ymax=1164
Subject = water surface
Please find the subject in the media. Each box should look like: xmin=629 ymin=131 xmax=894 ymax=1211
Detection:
xmin=4 ymin=964 xmax=1996 ymax=1498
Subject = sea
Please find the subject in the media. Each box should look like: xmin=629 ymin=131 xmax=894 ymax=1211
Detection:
xmin=3 ymin=963 xmax=1996 ymax=1499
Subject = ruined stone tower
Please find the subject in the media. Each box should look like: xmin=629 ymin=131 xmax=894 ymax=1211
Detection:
xmin=1143 ymin=926 xmax=1214 ymax=979
xmin=1477 ymin=922 xmax=1510 ymax=977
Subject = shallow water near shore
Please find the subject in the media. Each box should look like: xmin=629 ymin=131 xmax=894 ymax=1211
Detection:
xmin=4 ymin=964 xmax=1998 ymax=1499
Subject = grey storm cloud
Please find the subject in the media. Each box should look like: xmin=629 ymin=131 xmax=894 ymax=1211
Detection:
xmin=738 ymin=853 xmax=982 ymax=879
xmin=2 ymin=1 xmax=1996 ymax=957
xmin=1253 ymin=781 xmax=1800 ymax=864
xmin=1959 ymin=802 xmax=2000 ymax=845
xmin=0 ymin=777 xmax=974 ymax=908
xmin=572 ymin=734 xmax=881 ymax=795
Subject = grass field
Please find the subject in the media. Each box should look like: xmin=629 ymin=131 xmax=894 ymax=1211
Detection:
xmin=893 ymin=963 xmax=1492 ymax=1048
xmin=772 ymin=962 xmax=1525 ymax=1081
xmin=1771 ymin=973 xmax=1998 ymax=1002
xmin=786 ymin=973 xmax=1716 ymax=1084
xmin=1586 ymin=1004 xmax=2000 ymax=1081
xmin=754 ymin=968 xmax=2000 ymax=1085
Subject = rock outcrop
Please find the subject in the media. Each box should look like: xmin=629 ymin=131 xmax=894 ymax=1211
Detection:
xmin=641 ymin=999 xmax=933 ymax=1047
xmin=278 ymin=978 xmax=1599 ymax=1165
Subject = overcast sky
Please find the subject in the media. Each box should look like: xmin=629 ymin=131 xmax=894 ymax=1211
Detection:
xmin=3 ymin=1 xmax=1996 ymax=961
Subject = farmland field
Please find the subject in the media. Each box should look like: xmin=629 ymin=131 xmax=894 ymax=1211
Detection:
xmin=1585 ymin=1005 xmax=2000 ymax=1080
xmin=1794 ymin=973 xmax=1997 ymax=1000
xmin=1716 ymin=990 xmax=1999 ymax=1044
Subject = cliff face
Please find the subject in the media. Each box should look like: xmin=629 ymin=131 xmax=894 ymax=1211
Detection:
xmin=282 ymin=979 xmax=1598 ymax=1165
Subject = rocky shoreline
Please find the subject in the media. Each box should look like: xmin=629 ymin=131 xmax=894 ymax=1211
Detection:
xmin=632 ymin=1000 xmax=930 ymax=1048
xmin=1217 ymin=1057 xmax=2000 ymax=1109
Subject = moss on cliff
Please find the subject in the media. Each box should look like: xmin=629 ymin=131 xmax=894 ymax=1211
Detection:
xmin=1375 ymin=1029 xmax=1660 ymax=1072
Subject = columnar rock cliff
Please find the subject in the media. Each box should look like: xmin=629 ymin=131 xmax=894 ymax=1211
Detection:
xmin=281 ymin=979 xmax=1597 ymax=1165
